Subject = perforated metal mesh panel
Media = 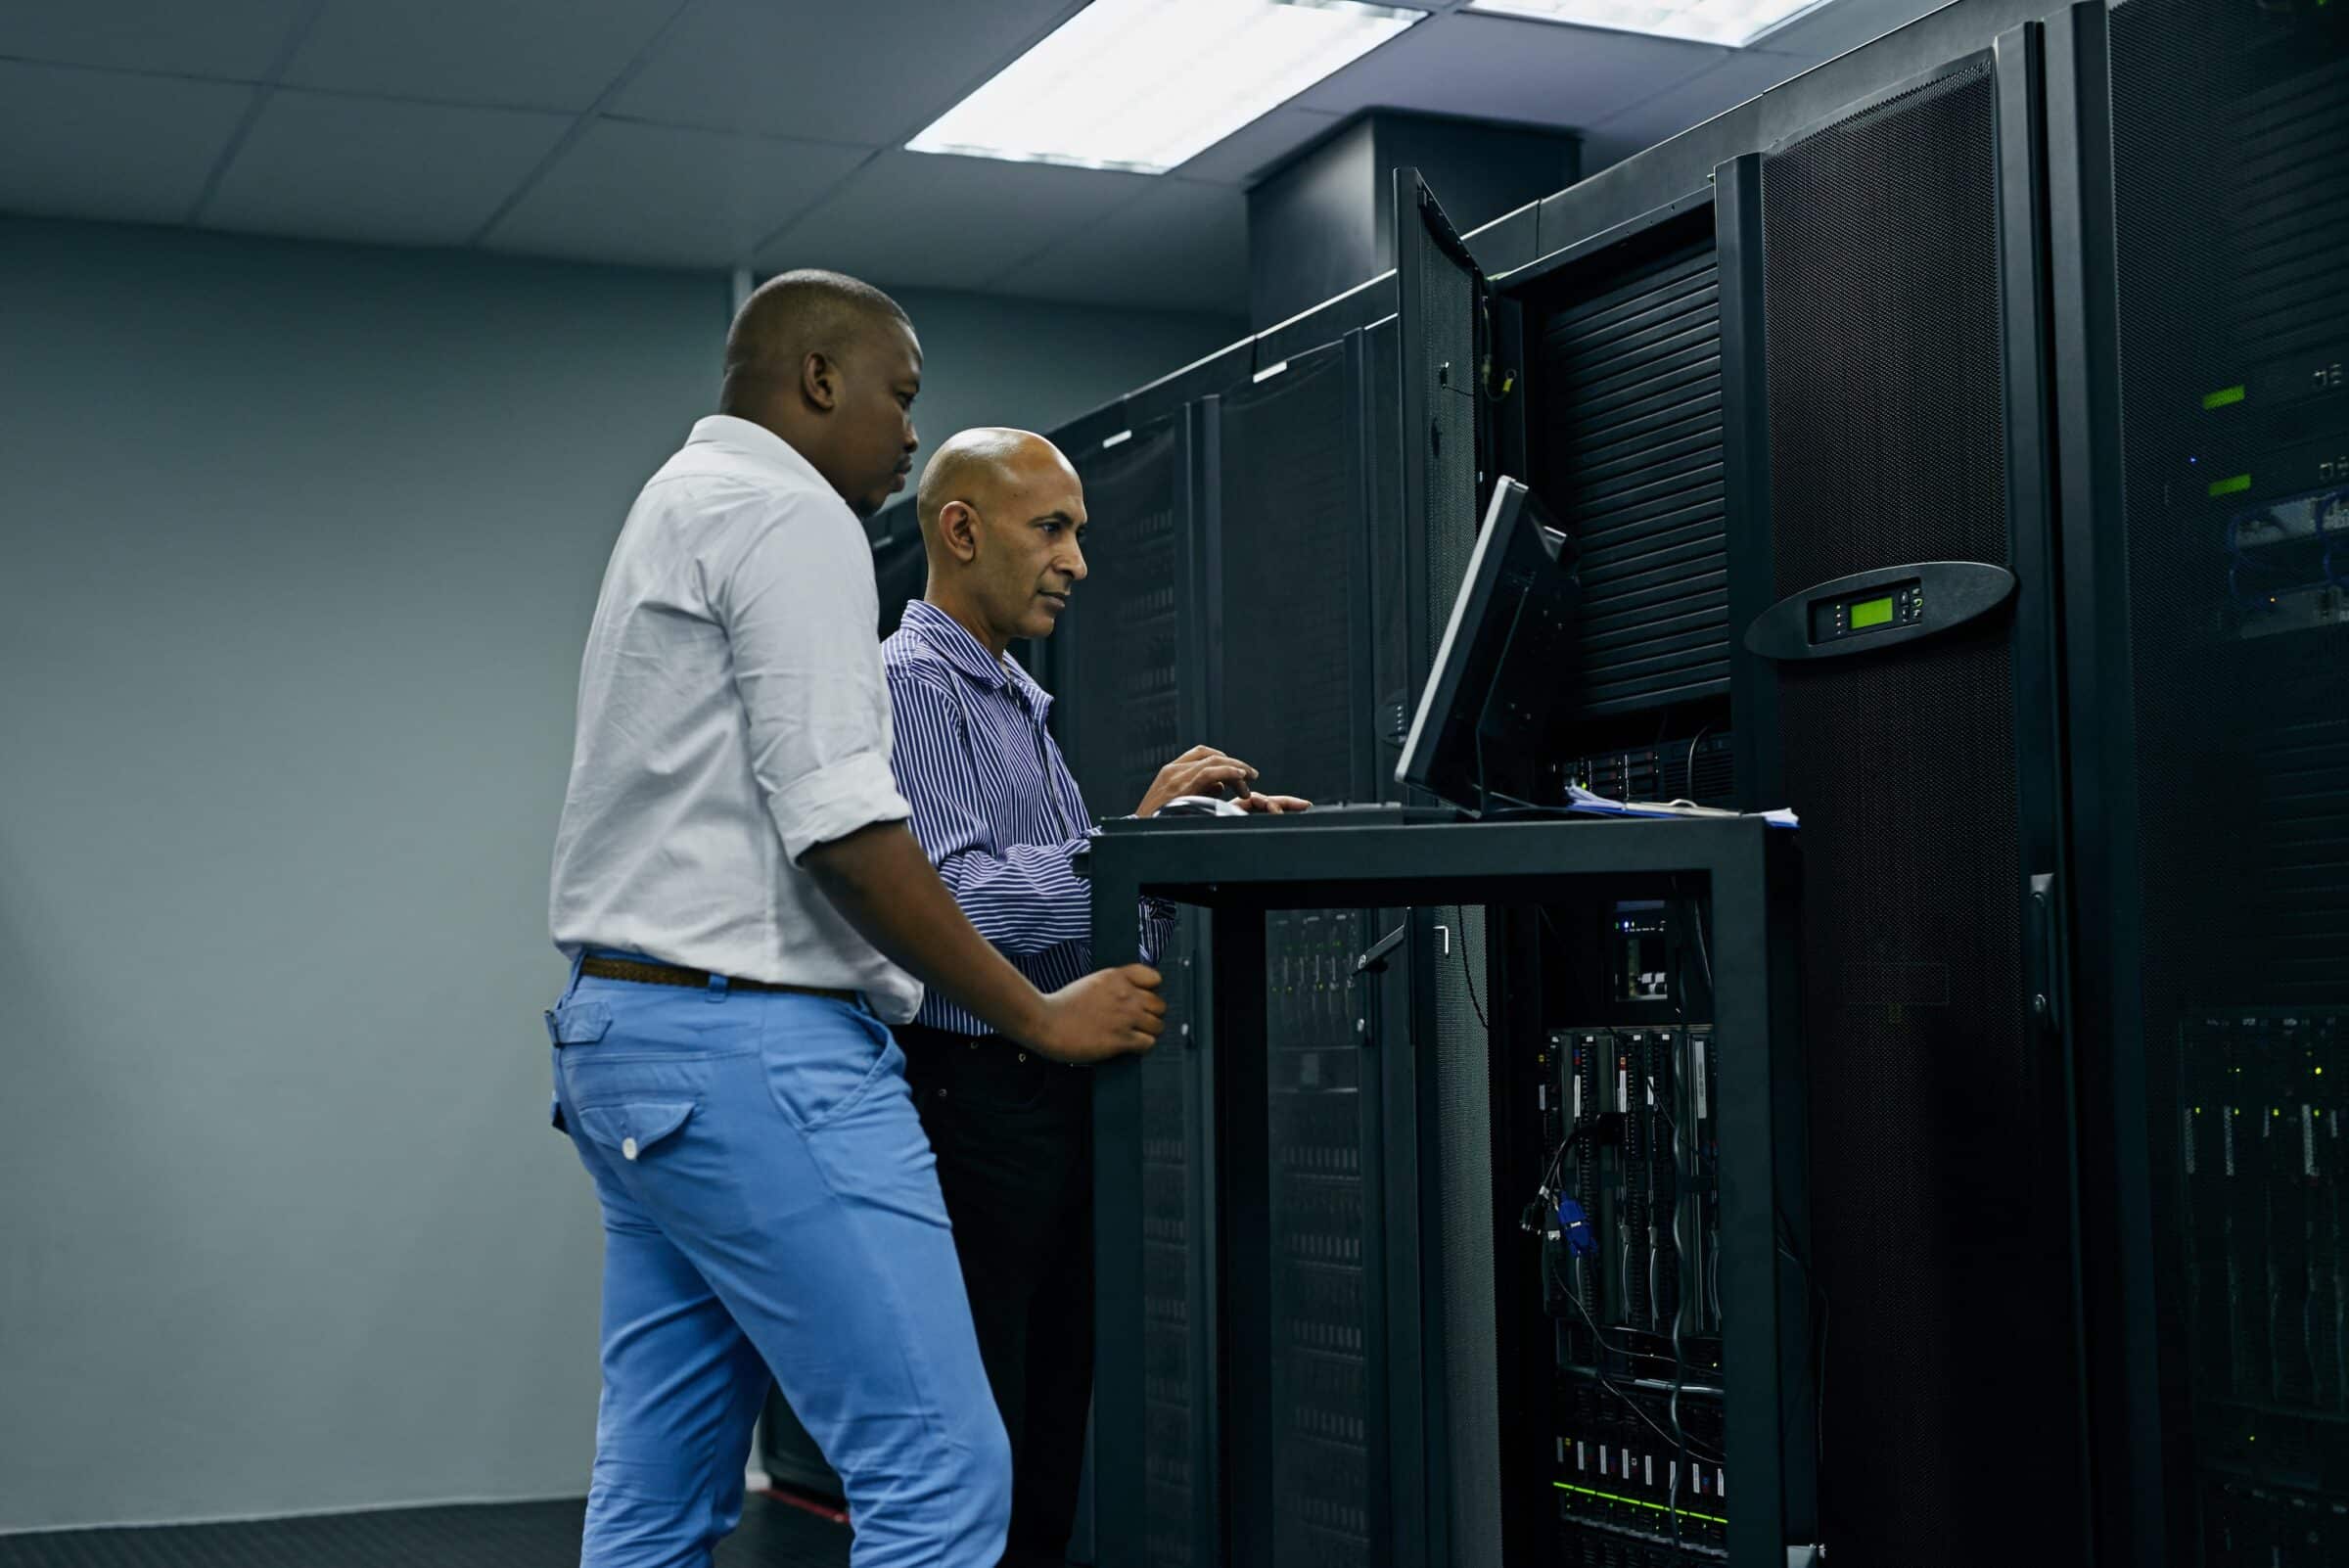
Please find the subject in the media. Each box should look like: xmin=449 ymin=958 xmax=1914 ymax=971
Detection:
xmin=2103 ymin=0 xmax=2349 ymax=1550
xmin=1212 ymin=337 xmax=1383 ymax=1564
xmin=1060 ymin=426 xmax=1207 ymax=1568
xmin=1067 ymin=427 xmax=1186 ymax=815
xmin=1533 ymin=234 xmax=1731 ymax=716
xmin=1217 ymin=346 xmax=1360 ymax=804
xmin=1266 ymin=907 xmax=1373 ymax=1568
xmin=1404 ymin=185 xmax=1503 ymax=1567
xmin=1762 ymin=60 xmax=2074 ymax=1566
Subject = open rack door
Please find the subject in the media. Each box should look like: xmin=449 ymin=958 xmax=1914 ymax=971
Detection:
xmin=1396 ymin=168 xmax=1492 ymax=725
xmin=1395 ymin=167 xmax=1504 ymax=1568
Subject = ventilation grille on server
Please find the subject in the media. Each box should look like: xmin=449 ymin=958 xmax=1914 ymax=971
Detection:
xmin=1762 ymin=58 xmax=2070 ymax=1568
xmin=1063 ymin=426 xmax=1205 ymax=1568
xmin=1266 ymin=909 xmax=1373 ymax=1568
xmin=2108 ymin=0 xmax=2349 ymax=1554
xmin=1140 ymin=930 xmax=1202 ymax=1568
xmin=1404 ymin=187 xmax=1504 ymax=1568
xmin=1220 ymin=344 xmax=1381 ymax=1561
xmin=1534 ymin=236 xmax=1731 ymax=716
xmin=1218 ymin=346 xmax=1360 ymax=804
xmin=1069 ymin=426 xmax=1185 ymax=816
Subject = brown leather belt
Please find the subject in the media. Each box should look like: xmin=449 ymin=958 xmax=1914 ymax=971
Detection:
xmin=580 ymin=955 xmax=858 ymax=1005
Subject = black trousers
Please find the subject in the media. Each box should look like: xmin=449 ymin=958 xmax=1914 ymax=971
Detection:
xmin=899 ymin=1023 xmax=1093 ymax=1568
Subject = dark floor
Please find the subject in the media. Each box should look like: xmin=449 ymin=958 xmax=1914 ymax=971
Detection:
xmin=0 ymin=1495 xmax=851 ymax=1568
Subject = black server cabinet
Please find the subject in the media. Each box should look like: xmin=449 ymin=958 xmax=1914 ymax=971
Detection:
xmin=1204 ymin=329 xmax=1398 ymax=1568
xmin=1401 ymin=169 xmax=1823 ymax=1568
xmin=1731 ymin=28 xmax=2086 ymax=1567
xmin=1058 ymin=410 xmax=1221 ymax=1568
xmin=1060 ymin=412 xmax=1206 ymax=818
xmin=1091 ymin=814 xmax=1813 ymax=1568
xmin=1207 ymin=334 xmax=1380 ymax=808
xmin=1069 ymin=318 xmax=1414 ymax=1565
xmin=2048 ymin=1 xmax=2349 ymax=1563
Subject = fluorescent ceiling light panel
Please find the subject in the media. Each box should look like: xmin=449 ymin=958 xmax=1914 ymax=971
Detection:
xmin=907 ymin=0 xmax=1425 ymax=174
xmin=1466 ymin=0 xmax=1836 ymax=47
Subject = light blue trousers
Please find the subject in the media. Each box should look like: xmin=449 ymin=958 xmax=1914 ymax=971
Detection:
xmin=546 ymin=954 xmax=1010 ymax=1568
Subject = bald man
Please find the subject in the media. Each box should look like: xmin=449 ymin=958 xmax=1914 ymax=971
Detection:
xmin=548 ymin=286 xmax=1165 ymax=1568
xmin=880 ymin=429 xmax=1308 ymax=1566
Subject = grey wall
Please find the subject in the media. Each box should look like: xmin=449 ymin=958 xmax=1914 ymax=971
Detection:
xmin=0 ymin=215 xmax=1239 ymax=1534
xmin=887 ymin=287 xmax=1244 ymax=480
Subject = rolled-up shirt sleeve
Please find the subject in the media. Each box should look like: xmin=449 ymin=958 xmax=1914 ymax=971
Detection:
xmin=708 ymin=488 xmax=911 ymax=863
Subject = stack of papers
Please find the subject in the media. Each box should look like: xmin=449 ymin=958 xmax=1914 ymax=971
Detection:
xmin=1563 ymin=784 xmax=1799 ymax=830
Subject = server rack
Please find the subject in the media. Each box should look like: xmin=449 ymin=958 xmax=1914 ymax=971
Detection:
xmin=1087 ymin=814 xmax=1811 ymax=1568
xmin=2048 ymin=1 xmax=2349 ymax=1562
xmin=1730 ymin=27 xmax=2089 ymax=1566
xmin=1046 ymin=2 xmax=2266 ymax=1561
xmin=1398 ymin=166 xmax=1830 ymax=1566
xmin=1051 ymin=406 xmax=1221 ymax=1568
xmin=1205 ymin=330 xmax=1398 ymax=1568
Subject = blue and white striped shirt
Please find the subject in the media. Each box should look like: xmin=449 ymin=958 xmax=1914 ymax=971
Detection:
xmin=883 ymin=600 xmax=1171 ymax=1036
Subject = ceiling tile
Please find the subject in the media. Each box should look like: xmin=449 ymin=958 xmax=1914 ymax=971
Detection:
xmin=756 ymin=150 xmax=1151 ymax=294
xmin=204 ymin=89 xmax=570 ymax=247
xmin=283 ymin=0 xmax=681 ymax=114
xmin=487 ymin=119 xmax=869 ymax=270
xmin=612 ymin=0 xmax=1079 ymax=146
xmin=992 ymin=177 xmax=1248 ymax=314
xmin=0 ymin=0 xmax=313 ymax=79
xmin=1582 ymin=47 xmax=1812 ymax=150
xmin=1172 ymin=105 xmax=1345 ymax=188
xmin=0 ymin=61 xmax=252 ymax=223
xmin=1296 ymin=11 xmax=1729 ymax=128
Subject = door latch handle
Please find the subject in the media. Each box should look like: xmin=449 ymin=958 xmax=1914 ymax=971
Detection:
xmin=2027 ymin=871 xmax=2060 ymax=1034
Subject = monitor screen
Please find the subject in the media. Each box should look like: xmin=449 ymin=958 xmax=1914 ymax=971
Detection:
xmin=1395 ymin=477 xmax=1582 ymax=813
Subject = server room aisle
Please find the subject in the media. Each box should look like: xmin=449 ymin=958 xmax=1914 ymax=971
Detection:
xmin=0 ymin=1496 xmax=852 ymax=1568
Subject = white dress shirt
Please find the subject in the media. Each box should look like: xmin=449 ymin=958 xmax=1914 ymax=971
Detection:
xmin=549 ymin=415 xmax=923 ymax=1022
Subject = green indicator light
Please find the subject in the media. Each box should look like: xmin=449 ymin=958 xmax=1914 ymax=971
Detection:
xmin=2209 ymin=473 xmax=2252 ymax=498
xmin=1552 ymin=1481 xmax=1728 ymax=1527
xmin=2202 ymin=385 xmax=2246 ymax=410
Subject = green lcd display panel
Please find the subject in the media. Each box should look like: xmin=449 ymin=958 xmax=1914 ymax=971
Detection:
xmin=1850 ymin=595 xmax=1896 ymax=630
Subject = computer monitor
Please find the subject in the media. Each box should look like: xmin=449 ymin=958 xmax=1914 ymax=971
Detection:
xmin=1396 ymin=477 xmax=1582 ymax=813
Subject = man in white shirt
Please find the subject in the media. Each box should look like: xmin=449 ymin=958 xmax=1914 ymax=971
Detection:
xmin=546 ymin=270 xmax=1164 ymax=1568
